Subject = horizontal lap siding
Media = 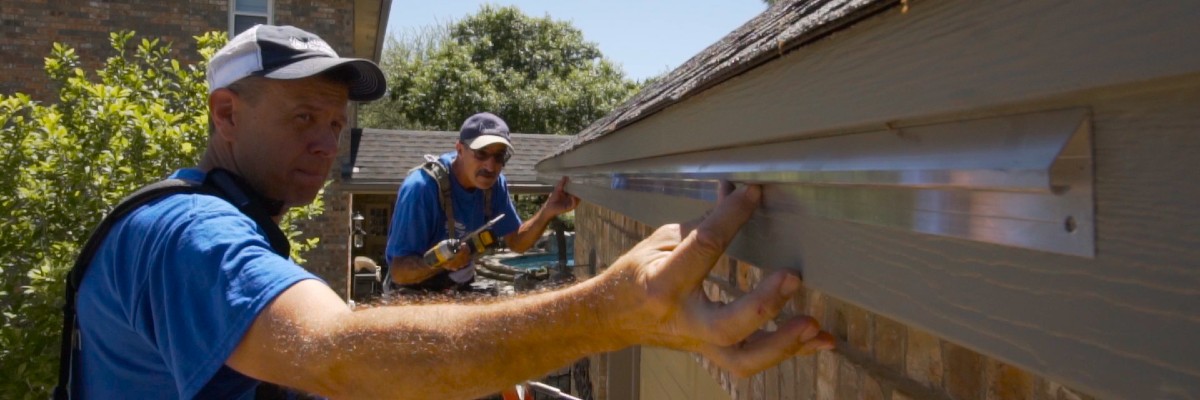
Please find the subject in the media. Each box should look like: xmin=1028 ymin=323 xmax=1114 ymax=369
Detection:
xmin=574 ymin=202 xmax=1098 ymax=400
xmin=552 ymin=1 xmax=1200 ymax=397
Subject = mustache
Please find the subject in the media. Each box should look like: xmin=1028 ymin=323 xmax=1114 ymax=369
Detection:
xmin=476 ymin=170 xmax=498 ymax=179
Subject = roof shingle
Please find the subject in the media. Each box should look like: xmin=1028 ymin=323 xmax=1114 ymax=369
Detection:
xmin=348 ymin=129 xmax=571 ymax=187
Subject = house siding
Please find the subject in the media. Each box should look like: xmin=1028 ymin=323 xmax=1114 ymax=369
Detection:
xmin=575 ymin=202 xmax=1097 ymax=400
xmin=545 ymin=0 xmax=1200 ymax=396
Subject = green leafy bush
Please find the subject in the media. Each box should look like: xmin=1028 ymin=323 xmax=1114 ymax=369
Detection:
xmin=0 ymin=30 xmax=323 ymax=398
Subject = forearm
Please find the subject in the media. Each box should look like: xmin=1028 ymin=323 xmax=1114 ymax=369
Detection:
xmin=246 ymin=276 xmax=634 ymax=399
xmin=389 ymin=255 xmax=441 ymax=285
xmin=506 ymin=208 xmax=554 ymax=253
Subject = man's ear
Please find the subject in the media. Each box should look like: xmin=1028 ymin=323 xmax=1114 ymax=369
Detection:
xmin=209 ymin=88 xmax=238 ymax=142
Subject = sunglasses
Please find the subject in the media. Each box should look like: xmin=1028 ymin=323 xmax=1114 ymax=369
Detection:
xmin=470 ymin=148 xmax=512 ymax=165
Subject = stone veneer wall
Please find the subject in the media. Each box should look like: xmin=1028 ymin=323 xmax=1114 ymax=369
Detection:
xmin=574 ymin=202 xmax=1098 ymax=400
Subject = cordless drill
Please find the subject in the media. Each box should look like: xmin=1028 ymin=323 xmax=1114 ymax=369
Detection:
xmin=423 ymin=214 xmax=505 ymax=268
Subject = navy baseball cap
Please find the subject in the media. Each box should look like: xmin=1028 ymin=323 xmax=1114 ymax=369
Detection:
xmin=459 ymin=112 xmax=514 ymax=151
xmin=207 ymin=24 xmax=386 ymax=101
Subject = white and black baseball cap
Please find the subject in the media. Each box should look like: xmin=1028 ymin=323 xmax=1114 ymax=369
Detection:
xmin=207 ymin=24 xmax=386 ymax=101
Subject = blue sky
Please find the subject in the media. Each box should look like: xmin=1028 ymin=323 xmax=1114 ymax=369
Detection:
xmin=385 ymin=1 xmax=768 ymax=81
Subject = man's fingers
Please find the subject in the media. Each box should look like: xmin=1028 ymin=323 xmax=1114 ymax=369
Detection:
xmin=716 ymin=180 xmax=736 ymax=203
xmin=702 ymin=316 xmax=832 ymax=377
xmin=797 ymin=331 xmax=837 ymax=356
xmin=663 ymin=184 xmax=762 ymax=285
xmin=705 ymin=271 xmax=802 ymax=344
xmin=679 ymin=180 xmax=739 ymax=235
xmin=443 ymin=243 xmax=472 ymax=271
xmin=632 ymin=224 xmax=683 ymax=254
xmin=547 ymin=176 xmax=580 ymax=213
xmin=555 ymin=176 xmax=570 ymax=198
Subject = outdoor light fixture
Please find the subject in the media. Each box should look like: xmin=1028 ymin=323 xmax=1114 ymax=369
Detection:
xmin=352 ymin=211 xmax=365 ymax=249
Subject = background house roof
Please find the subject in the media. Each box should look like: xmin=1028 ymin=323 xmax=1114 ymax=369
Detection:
xmin=345 ymin=129 xmax=571 ymax=193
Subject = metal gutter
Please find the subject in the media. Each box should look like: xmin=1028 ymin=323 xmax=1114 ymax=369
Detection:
xmin=342 ymin=180 xmax=555 ymax=195
xmin=541 ymin=108 xmax=1095 ymax=260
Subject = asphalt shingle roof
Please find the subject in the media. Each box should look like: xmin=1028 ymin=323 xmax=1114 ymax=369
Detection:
xmin=550 ymin=0 xmax=888 ymax=157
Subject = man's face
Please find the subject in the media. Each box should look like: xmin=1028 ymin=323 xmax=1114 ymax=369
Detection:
xmin=456 ymin=141 xmax=510 ymax=190
xmin=225 ymin=76 xmax=349 ymax=207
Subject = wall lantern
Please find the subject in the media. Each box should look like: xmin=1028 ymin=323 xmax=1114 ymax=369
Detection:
xmin=352 ymin=211 xmax=365 ymax=249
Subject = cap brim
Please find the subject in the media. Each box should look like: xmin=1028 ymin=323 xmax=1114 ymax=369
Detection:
xmin=467 ymin=135 xmax=514 ymax=151
xmin=262 ymin=57 xmax=386 ymax=102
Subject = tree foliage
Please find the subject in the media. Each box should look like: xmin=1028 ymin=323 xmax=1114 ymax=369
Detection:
xmin=360 ymin=5 xmax=640 ymax=135
xmin=0 ymin=31 xmax=323 ymax=398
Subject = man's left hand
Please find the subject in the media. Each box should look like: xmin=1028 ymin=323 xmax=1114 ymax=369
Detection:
xmin=543 ymin=176 xmax=580 ymax=217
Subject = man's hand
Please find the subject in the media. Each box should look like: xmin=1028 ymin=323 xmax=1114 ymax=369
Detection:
xmin=601 ymin=183 xmax=835 ymax=377
xmin=441 ymin=241 xmax=473 ymax=271
xmin=506 ymin=176 xmax=581 ymax=253
xmin=542 ymin=176 xmax=580 ymax=217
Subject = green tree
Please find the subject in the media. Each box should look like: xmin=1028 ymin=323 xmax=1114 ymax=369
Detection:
xmin=0 ymin=31 xmax=323 ymax=398
xmin=360 ymin=5 xmax=640 ymax=134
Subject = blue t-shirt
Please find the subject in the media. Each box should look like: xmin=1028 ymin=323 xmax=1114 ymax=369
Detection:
xmin=72 ymin=168 xmax=320 ymax=399
xmin=386 ymin=152 xmax=521 ymax=283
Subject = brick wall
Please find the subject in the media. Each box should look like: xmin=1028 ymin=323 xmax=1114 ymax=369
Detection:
xmin=574 ymin=202 xmax=1098 ymax=400
xmin=1 ymin=0 xmax=355 ymax=101
xmin=294 ymin=182 xmax=352 ymax=298
xmin=1 ymin=0 xmax=226 ymax=100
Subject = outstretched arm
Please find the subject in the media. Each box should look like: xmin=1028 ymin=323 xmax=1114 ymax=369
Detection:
xmin=505 ymin=176 xmax=580 ymax=253
xmin=227 ymin=183 xmax=833 ymax=399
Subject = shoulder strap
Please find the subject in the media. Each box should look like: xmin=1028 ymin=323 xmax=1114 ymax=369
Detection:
xmin=55 ymin=178 xmax=207 ymax=400
xmin=204 ymin=168 xmax=290 ymax=257
xmin=484 ymin=187 xmax=493 ymax=220
xmin=56 ymin=169 xmax=292 ymax=399
xmin=415 ymin=155 xmax=496 ymax=235
xmin=416 ymin=154 xmax=456 ymax=240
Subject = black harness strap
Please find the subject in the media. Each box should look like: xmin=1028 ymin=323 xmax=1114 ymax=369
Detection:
xmin=54 ymin=168 xmax=290 ymax=400
xmin=417 ymin=154 xmax=494 ymax=241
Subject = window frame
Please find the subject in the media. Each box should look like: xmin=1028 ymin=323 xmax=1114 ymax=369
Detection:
xmin=228 ymin=0 xmax=273 ymax=36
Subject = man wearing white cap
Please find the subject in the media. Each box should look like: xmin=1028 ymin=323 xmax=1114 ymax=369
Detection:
xmin=385 ymin=112 xmax=579 ymax=292
xmin=59 ymin=24 xmax=834 ymax=400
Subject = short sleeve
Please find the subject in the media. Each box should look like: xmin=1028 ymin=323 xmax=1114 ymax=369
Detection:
xmin=137 ymin=195 xmax=317 ymax=397
xmin=386 ymin=169 xmax=443 ymax=263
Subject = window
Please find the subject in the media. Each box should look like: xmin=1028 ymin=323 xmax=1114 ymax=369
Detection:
xmin=367 ymin=205 xmax=390 ymax=236
xmin=229 ymin=0 xmax=272 ymax=36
